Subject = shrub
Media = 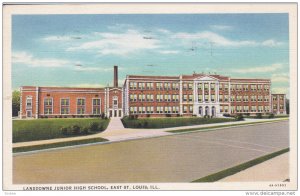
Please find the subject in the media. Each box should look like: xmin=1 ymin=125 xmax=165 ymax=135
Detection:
xmin=89 ymin=122 xmax=100 ymax=132
xmin=71 ymin=125 xmax=81 ymax=134
xmin=101 ymin=113 xmax=105 ymax=119
xmin=146 ymin=114 xmax=151 ymax=118
xmin=137 ymin=123 xmax=142 ymax=128
xmin=82 ymin=126 xmax=89 ymax=134
xmin=165 ymin=114 xmax=172 ymax=117
xmin=235 ymin=114 xmax=244 ymax=121
xmin=143 ymin=121 xmax=148 ymax=128
xmin=256 ymin=113 xmax=262 ymax=119
xmin=223 ymin=113 xmax=230 ymax=117
xmin=64 ymin=116 xmax=67 ymax=118
xmin=268 ymin=113 xmax=275 ymax=118
xmin=61 ymin=127 xmax=68 ymax=135
xmin=135 ymin=115 xmax=138 ymax=119
xmin=176 ymin=114 xmax=180 ymax=117
xmin=59 ymin=116 xmax=62 ymax=118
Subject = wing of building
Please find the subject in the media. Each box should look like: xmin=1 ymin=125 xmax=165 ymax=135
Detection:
xmin=20 ymin=66 xmax=287 ymax=119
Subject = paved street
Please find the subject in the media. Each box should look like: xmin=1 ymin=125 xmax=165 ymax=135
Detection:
xmin=13 ymin=120 xmax=289 ymax=183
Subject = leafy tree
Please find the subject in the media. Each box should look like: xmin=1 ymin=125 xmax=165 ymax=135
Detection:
xmin=12 ymin=90 xmax=20 ymax=117
xmin=286 ymin=99 xmax=289 ymax=114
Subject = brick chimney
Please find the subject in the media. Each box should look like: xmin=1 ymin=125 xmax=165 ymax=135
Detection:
xmin=114 ymin=65 xmax=118 ymax=87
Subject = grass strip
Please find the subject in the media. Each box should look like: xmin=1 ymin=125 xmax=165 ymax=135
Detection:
xmin=192 ymin=148 xmax=289 ymax=182
xmin=167 ymin=119 xmax=288 ymax=133
xmin=13 ymin=137 xmax=108 ymax=153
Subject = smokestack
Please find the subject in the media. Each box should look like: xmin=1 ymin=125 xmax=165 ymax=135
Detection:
xmin=114 ymin=65 xmax=118 ymax=87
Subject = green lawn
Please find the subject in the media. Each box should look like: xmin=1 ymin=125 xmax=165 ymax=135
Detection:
xmin=13 ymin=118 xmax=110 ymax=143
xmin=13 ymin=137 xmax=109 ymax=153
xmin=122 ymin=117 xmax=237 ymax=129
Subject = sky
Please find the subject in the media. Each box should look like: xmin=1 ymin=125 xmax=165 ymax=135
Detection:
xmin=12 ymin=14 xmax=290 ymax=97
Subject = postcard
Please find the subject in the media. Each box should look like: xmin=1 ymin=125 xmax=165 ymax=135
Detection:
xmin=2 ymin=2 xmax=297 ymax=192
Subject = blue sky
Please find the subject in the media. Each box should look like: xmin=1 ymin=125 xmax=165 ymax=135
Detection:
xmin=12 ymin=14 xmax=290 ymax=97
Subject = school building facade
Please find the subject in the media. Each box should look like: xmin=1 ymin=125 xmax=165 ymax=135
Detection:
xmin=20 ymin=66 xmax=287 ymax=119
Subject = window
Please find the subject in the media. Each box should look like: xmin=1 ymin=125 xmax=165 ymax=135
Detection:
xmin=251 ymin=106 xmax=257 ymax=112
xmin=243 ymin=85 xmax=249 ymax=91
xmin=188 ymin=83 xmax=193 ymax=90
xmin=230 ymin=95 xmax=235 ymax=102
xmin=172 ymin=94 xmax=179 ymax=102
xmin=146 ymin=94 xmax=153 ymax=102
xmin=258 ymin=96 xmax=263 ymax=102
xmin=156 ymin=94 xmax=163 ymax=102
xmin=204 ymin=83 xmax=209 ymax=90
xmin=130 ymin=82 xmax=137 ymax=90
xmin=198 ymin=83 xmax=203 ymax=90
xmin=165 ymin=106 xmax=172 ymax=113
xmin=183 ymin=83 xmax=188 ymax=90
xmin=231 ymin=106 xmax=235 ymax=113
xmin=146 ymin=106 xmax=154 ymax=113
xmin=219 ymin=84 xmax=223 ymax=90
xmin=224 ymin=106 xmax=229 ymax=113
xmin=251 ymin=85 xmax=257 ymax=91
xmin=224 ymin=84 xmax=229 ymax=91
xmin=156 ymin=106 xmax=163 ymax=113
xmin=26 ymin=97 xmax=32 ymax=109
xmin=264 ymin=96 xmax=269 ymax=102
xmin=138 ymin=94 xmax=145 ymax=102
xmin=138 ymin=82 xmax=145 ymax=90
xmin=172 ymin=83 xmax=179 ymax=90
xmin=189 ymin=106 xmax=193 ymax=113
xmin=280 ymin=96 xmax=284 ymax=101
xmin=251 ymin=95 xmax=256 ymax=102
xmin=257 ymin=85 xmax=262 ymax=91
xmin=61 ymin=98 xmax=70 ymax=114
xmin=146 ymin=82 xmax=153 ymax=90
xmin=93 ymin=98 xmax=101 ymax=115
xmin=211 ymin=83 xmax=215 ymax=90
xmin=164 ymin=82 xmax=171 ymax=90
xmin=164 ymin=94 xmax=171 ymax=102
xmin=188 ymin=95 xmax=193 ymax=102
xmin=258 ymin=106 xmax=263 ymax=112
xmin=280 ymin=105 xmax=284 ymax=110
xmin=273 ymin=104 xmax=278 ymax=110
xmin=265 ymin=106 xmax=270 ymax=112
xmin=236 ymin=106 xmax=242 ymax=112
xmin=156 ymin=83 xmax=163 ymax=90
xmin=211 ymin=94 xmax=215 ymax=102
xmin=264 ymin=85 xmax=269 ymax=91
xmin=205 ymin=94 xmax=209 ymax=102
xmin=183 ymin=106 xmax=188 ymax=113
xmin=243 ymin=106 xmax=249 ymax=112
xmin=44 ymin=98 xmax=53 ymax=115
xmin=198 ymin=94 xmax=203 ymax=102
xmin=172 ymin=106 xmax=179 ymax=113
xmin=236 ymin=85 xmax=242 ymax=91
xmin=230 ymin=84 xmax=235 ymax=91
xmin=243 ymin=96 xmax=249 ymax=102
xmin=183 ymin=95 xmax=188 ymax=102
xmin=224 ymin=95 xmax=228 ymax=102
xmin=77 ymin=98 xmax=85 ymax=114
xmin=220 ymin=94 xmax=223 ymax=102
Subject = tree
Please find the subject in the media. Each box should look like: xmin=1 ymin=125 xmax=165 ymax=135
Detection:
xmin=286 ymin=99 xmax=289 ymax=114
xmin=12 ymin=90 xmax=20 ymax=117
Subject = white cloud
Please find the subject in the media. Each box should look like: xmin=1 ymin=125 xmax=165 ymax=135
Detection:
xmin=67 ymin=29 xmax=161 ymax=56
xmin=262 ymin=39 xmax=283 ymax=47
xmin=231 ymin=63 xmax=284 ymax=74
xmin=173 ymin=31 xmax=257 ymax=47
xmin=74 ymin=66 xmax=112 ymax=72
xmin=43 ymin=35 xmax=73 ymax=42
xmin=158 ymin=50 xmax=179 ymax=54
xmin=271 ymin=73 xmax=289 ymax=83
xmin=12 ymin=51 xmax=72 ymax=67
xmin=210 ymin=25 xmax=233 ymax=31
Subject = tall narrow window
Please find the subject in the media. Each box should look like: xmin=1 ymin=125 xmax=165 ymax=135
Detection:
xmin=44 ymin=98 xmax=53 ymax=115
xmin=77 ymin=98 xmax=85 ymax=114
xmin=26 ymin=97 xmax=32 ymax=109
xmin=93 ymin=98 xmax=101 ymax=115
xmin=61 ymin=98 xmax=70 ymax=114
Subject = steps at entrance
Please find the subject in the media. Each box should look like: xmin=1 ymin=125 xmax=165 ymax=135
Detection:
xmin=106 ymin=117 xmax=125 ymax=131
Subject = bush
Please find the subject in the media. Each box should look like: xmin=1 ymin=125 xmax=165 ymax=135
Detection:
xmin=89 ymin=122 xmax=100 ymax=132
xmin=71 ymin=125 xmax=81 ymax=134
xmin=101 ymin=113 xmax=105 ymax=119
xmin=268 ymin=113 xmax=275 ymax=118
xmin=165 ymin=114 xmax=172 ymax=117
xmin=61 ymin=127 xmax=69 ymax=135
xmin=177 ymin=114 xmax=180 ymax=117
xmin=146 ymin=114 xmax=151 ymax=118
xmin=223 ymin=113 xmax=230 ymax=117
xmin=256 ymin=113 xmax=262 ymax=119
xmin=82 ymin=126 xmax=89 ymax=134
xmin=235 ymin=114 xmax=244 ymax=121
xmin=137 ymin=123 xmax=142 ymax=128
xmin=143 ymin=121 xmax=148 ymax=128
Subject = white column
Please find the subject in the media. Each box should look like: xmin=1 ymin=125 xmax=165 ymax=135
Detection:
xmin=208 ymin=82 xmax=211 ymax=102
xmin=202 ymin=83 xmax=204 ymax=103
xmin=179 ymin=76 xmax=183 ymax=114
xmin=35 ymin=87 xmax=39 ymax=119
xmin=20 ymin=87 xmax=23 ymax=118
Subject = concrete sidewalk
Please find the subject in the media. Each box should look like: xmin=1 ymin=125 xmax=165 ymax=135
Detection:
xmin=219 ymin=152 xmax=289 ymax=182
xmin=13 ymin=118 xmax=288 ymax=148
